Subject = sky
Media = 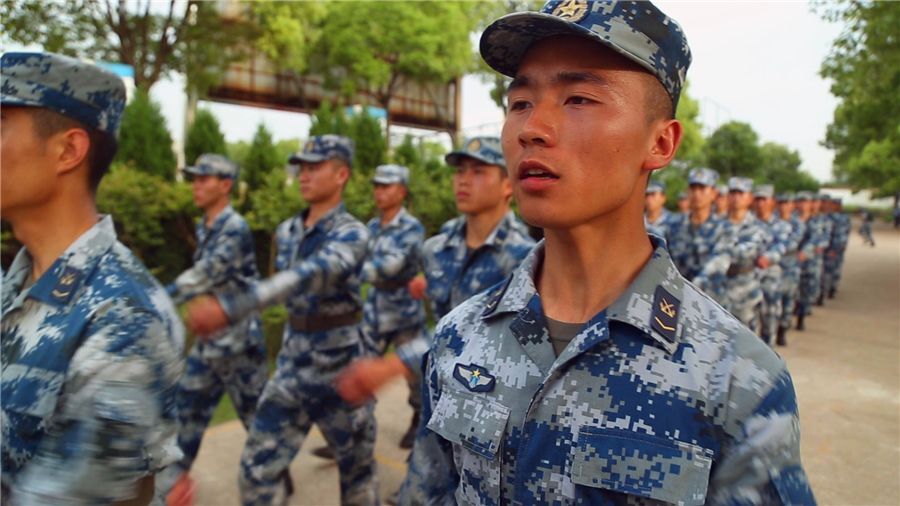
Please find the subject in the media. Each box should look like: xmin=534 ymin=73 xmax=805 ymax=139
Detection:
xmin=8 ymin=1 xmax=845 ymax=182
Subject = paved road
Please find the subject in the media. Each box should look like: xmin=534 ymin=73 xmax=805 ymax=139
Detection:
xmin=191 ymin=221 xmax=899 ymax=505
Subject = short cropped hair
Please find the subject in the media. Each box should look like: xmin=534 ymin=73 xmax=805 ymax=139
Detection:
xmin=31 ymin=108 xmax=118 ymax=193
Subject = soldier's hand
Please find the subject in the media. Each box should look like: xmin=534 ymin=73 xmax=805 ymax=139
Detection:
xmin=186 ymin=296 xmax=229 ymax=338
xmin=336 ymin=355 xmax=410 ymax=405
xmin=408 ymin=275 xmax=427 ymax=300
xmin=756 ymin=256 xmax=771 ymax=269
xmin=798 ymin=252 xmax=808 ymax=262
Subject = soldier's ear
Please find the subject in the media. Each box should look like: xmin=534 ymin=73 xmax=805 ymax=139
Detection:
xmin=54 ymin=127 xmax=91 ymax=176
xmin=642 ymin=119 xmax=682 ymax=172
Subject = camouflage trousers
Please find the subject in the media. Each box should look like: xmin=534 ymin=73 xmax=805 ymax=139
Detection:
xmin=822 ymin=251 xmax=844 ymax=296
xmin=239 ymin=326 xmax=378 ymax=506
xmin=725 ymin=273 xmax=762 ymax=334
xmin=779 ymin=262 xmax=801 ymax=331
xmin=156 ymin=343 xmax=269 ymax=496
xmin=759 ymin=267 xmax=783 ymax=343
xmin=798 ymin=258 xmax=822 ymax=316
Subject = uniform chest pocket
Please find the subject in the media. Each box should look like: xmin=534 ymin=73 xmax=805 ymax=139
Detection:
xmin=427 ymin=387 xmax=509 ymax=459
xmin=2 ymin=364 xmax=66 ymax=438
xmin=571 ymin=428 xmax=713 ymax=505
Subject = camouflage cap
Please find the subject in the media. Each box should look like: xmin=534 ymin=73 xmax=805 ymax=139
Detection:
xmin=716 ymin=184 xmax=728 ymax=195
xmin=480 ymin=0 xmax=692 ymax=111
xmin=728 ymin=176 xmax=753 ymax=193
xmin=289 ymin=135 xmax=354 ymax=167
xmin=646 ymin=180 xmax=665 ymax=194
xmin=184 ymin=153 xmax=239 ymax=179
xmin=445 ymin=136 xmax=506 ymax=168
xmin=1 ymin=52 xmax=126 ymax=136
xmin=795 ymin=191 xmax=814 ymax=201
xmin=814 ymin=193 xmax=828 ymax=201
xmin=776 ymin=192 xmax=794 ymax=202
xmin=753 ymin=184 xmax=775 ymax=199
xmin=688 ymin=168 xmax=719 ymax=187
xmin=372 ymin=164 xmax=410 ymax=186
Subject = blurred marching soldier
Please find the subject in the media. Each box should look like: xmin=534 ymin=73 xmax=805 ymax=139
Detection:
xmin=723 ymin=177 xmax=766 ymax=332
xmin=795 ymin=191 xmax=825 ymax=330
xmin=811 ymin=194 xmax=834 ymax=306
xmin=822 ymin=197 xmax=851 ymax=298
xmin=753 ymin=185 xmax=791 ymax=345
xmin=643 ymin=180 xmax=676 ymax=238
xmin=776 ymin=193 xmax=806 ymax=345
xmin=714 ymin=183 xmax=729 ymax=219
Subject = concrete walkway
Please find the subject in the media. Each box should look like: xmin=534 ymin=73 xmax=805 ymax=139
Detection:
xmin=191 ymin=221 xmax=900 ymax=505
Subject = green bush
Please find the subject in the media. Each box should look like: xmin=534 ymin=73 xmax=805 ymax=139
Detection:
xmin=185 ymin=109 xmax=227 ymax=164
xmin=116 ymin=90 xmax=178 ymax=181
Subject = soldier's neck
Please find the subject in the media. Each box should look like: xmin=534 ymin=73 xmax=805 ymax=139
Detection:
xmin=204 ymin=198 xmax=230 ymax=227
xmin=646 ymin=207 xmax=664 ymax=222
xmin=689 ymin=207 xmax=712 ymax=225
xmin=380 ymin=205 xmax=402 ymax=227
xmin=464 ymin=204 xmax=508 ymax=249
xmin=11 ymin=199 xmax=99 ymax=281
xmin=756 ymin=209 xmax=773 ymax=222
xmin=729 ymin=208 xmax=749 ymax=223
xmin=305 ymin=195 xmax=343 ymax=228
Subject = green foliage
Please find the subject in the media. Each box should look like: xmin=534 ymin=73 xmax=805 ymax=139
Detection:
xmin=245 ymin=170 xmax=305 ymax=234
xmin=819 ymin=0 xmax=900 ymax=196
xmin=674 ymin=81 xmax=705 ymax=164
xmin=758 ymin=142 xmax=819 ymax=192
xmin=348 ymin=111 xmax=388 ymax=176
xmin=704 ymin=121 xmax=762 ymax=178
xmin=250 ymin=1 xmax=327 ymax=74
xmin=96 ymin=164 xmax=196 ymax=281
xmin=242 ymin=124 xmax=281 ymax=192
xmin=392 ymin=136 xmax=456 ymax=235
xmin=116 ymin=89 xmax=177 ymax=181
xmin=309 ymin=102 xmax=351 ymax=137
xmin=185 ymin=109 xmax=226 ymax=165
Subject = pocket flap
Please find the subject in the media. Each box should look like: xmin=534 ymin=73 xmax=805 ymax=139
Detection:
xmin=572 ymin=428 xmax=713 ymax=505
xmin=426 ymin=387 xmax=510 ymax=460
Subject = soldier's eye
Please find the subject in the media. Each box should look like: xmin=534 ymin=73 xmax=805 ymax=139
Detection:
xmin=508 ymin=99 xmax=530 ymax=112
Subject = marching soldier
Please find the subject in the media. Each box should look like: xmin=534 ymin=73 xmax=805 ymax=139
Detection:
xmin=776 ymin=193 xmax=806 ymax=345
xmin=753 ymin=185 xmax=791 ymax=345
xmin=723 ymin=177 xmax=766 ymax=332
xmin=644 ymin=180 xmax=675 ymax=238
xmin=822 ymin=197 xmax=851 ymax=298
xmin=795 ymin=191 xmax=824 ymax=330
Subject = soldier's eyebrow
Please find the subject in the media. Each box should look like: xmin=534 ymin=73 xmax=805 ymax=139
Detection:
xmin=507 ymin=75 xmax=529 ymax=93
xmin=553 ymin=71 xmax=611 ymax=88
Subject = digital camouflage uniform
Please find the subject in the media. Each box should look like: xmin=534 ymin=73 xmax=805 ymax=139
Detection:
xmin=822 ymin=200 xmax=851 ymax=297
xmin=796 ymin=194 xmax=826 ymax=318
xmin=722 ymin=178 xmax=766 ymax=333
xmin=777 ymin=202 xmax=806 ymax=333
xmin=161 ymin=155 xmax=268 ymax=489
xmin=644 ymin=181 xmax=677 ymax=239
xmin=754 ymin=186 xmax=791 ymax=344
xmin=400 ymin=239 xmax=815 ymax=505
xmin=666 ymin=169 xmax=733 ymax=306
xmin=394 ymin=138 xmax=536 ymax=376
xmin=217 ymin=137 xmax=378 ymax=506
xmin=811 ymin=200 xmax=834 ymax=304
xmin=1 ymin=52 xmax=183 ymax=505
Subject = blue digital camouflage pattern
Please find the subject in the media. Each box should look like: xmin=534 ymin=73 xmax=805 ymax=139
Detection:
xmin=215 ymin=204 xmax=378 ymax=505
xmin=757 ymin=214 xmax=792 ymax=342
xmin=797 ymin=214 xmax=829 ymax=317
xmin=644 ymin=208 xmax=676 ymax=239
xmin=727 ymin=176 xmax=753 ymax=193
xmin=361 ymin=207 xmax=427 ymax=345
xmin=183 ymin=153 xmax=240 ymax=179
xmin=290 ymin=134 xmax=355 ymax=167
xmin=665 ymin=215 xmax=733 ymax=305
xmin=823 ymin=211 xmax=851 ymax=296
xmin=445 ymin=136 xmax=506 ymax=168
xmin=162 ymin=205 xmax=267 ymax=486
xmin=423 ymin=211 xmax=535 ymax=320
xmin=688 ymin=167 xmax=719 ymax=187
xmin=480 ymin=0 xmax=692 ymax=109
xmin=778 ymin=214 xmax=806 ymax=332
xmin=399 ymin=238 xmax=815 ymax=505
xmin=1 ymin=52 xmax=126 ymax=135
xmin=723 ymin=213 xmax=766 ymax=332
xmin=372 ymin=164 xmax=410 ymax=185
xmin=1 ymin=216 xmax=183 ymax=504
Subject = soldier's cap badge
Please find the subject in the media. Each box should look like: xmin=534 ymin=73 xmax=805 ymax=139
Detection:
xmin=650 ymin=285 xmax=679 ymax=343
xmin=453 ymin=363 xmax=496 ymax=393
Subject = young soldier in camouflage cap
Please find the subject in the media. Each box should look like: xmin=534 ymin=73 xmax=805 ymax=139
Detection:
xmin=643 ymin=180 xmax=675 ymax=238
xmin=723 ymin=176 xmax=767 ymax=332
xmin=753 ymin=184 xmax=793 ymax=346
xmin=401 ymin=1 xmax=814 ymax=504
xmin=775 ymin=192 xmax=806 ymax=345
xmin=187 ymin=135 xmax=378 ymax=505
xmin=158 ymin=153 xmax=270 ymax=504
xmin=1 ymin=52 xmax=184 ymax=504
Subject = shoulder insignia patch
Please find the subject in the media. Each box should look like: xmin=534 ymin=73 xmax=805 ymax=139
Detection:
xmin=50 ymin=266 xmax=82 ymax=304
xmin=453 ymin=363 xmax=496 ymax=393
xmin=650 ymin=285 xmax=679 ymax=343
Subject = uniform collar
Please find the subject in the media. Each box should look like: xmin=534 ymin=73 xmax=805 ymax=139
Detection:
xmin=483 ymin=236 xmax=684 ymax=357
xmin=375 ymin=206 xmax=409 ymax=230
xmin=21 ymin=215 xmax=117 ymax=308
xmin=443 ymin=210 xmax=515 ymax=252
xmin=206 ymin=204 xmax=234 ymax=232
xmin=301 ymin=202 xmax=346 ymax=234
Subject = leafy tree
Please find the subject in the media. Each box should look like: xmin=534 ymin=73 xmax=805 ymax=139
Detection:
xmin=818 ymin=0 xmax=900 ymax=199
xmin=250 ymin=1 xmax=327 ymax=76
xmin=758 ymin=142 xmax=819 ymax=192
xmin=705 ymin=121 xmax=762 ymax=178
xmin=348 ymin=111 xmax=387 ymax=177
xmin=116 ymin=89 xmax=177 ymax=180
xmin=242 ymin=123 xmax=281 ymax=192
xmin=309 ymin=102 xmax=351 ymax=137
xmin=1 ymin=0 xmax=253 ymax=92
xmin=313 ymin=1 xmax=476 ymax=144
xmin=185 ymin=109 xmax=226 ymax=164
xmin=674 ymin=81 xmax=705 ymax=164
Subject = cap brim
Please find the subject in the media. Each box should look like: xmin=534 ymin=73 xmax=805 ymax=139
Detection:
xmin=289 ymin=153 xmax=326 ymax=164
xmin=0 ymin=95 xmax=43 ymax=108
xmin=445 ymin=152 xmax=501 ymax=168
xmin=372 ymin=176 xmax=403 ymax=185
xmin=480 ymin=12 xmax=657 ymax=78
xmin=183 ymin=166 xmax=202 ymax=175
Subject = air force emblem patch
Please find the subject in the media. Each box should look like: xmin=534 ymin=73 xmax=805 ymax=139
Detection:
xmin=50 ymin=266 xmax=82 ymax=304
xmin=453 ymin=363 xmax=496 ymax=393
xmin=651 ymin=285 xmax=679 ymax=343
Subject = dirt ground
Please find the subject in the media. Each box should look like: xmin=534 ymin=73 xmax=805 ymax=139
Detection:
xmin=190 ymin=220 xmax=900 ymax=506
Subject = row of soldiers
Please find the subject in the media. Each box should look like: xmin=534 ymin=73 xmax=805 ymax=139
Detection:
xmin=3 ymin=0 xmax=819 ymax=501
xmin=644 ymin=168 xmax=852 ymax=346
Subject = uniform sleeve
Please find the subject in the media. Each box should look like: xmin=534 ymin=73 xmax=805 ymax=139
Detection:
xmin=695 ymin=224 xmax=733 ymax=283
xmin=219 ymin=223 xmax=368 ymax=323
xmin=397 ymin=349 xmax=458 ymax=506
xmin=11 ymin=304 xmax=182 ymax=505
xmin=167 ymin=221 xmax=246 ymax=305
xmin=765 ymin=223 xmax=789 ymax=265
xmin=730 ymin=224 xmax=766 ymax=267
xmin=707 ymin=368 xmax=816 ymax=505
xmin=395 ymin=333 xmax=431 ymax=378
xmin=360 ymin=225 xmax=424 ymax=284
